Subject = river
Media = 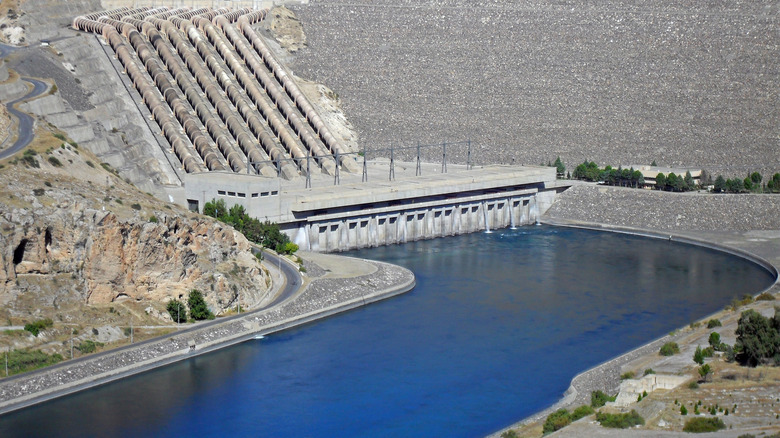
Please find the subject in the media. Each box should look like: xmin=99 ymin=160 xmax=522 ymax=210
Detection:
xmin=0 ymin=226 xmax=774 ymax=437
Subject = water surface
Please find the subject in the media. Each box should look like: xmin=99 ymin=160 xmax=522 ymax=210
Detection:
xmin=0 ymin=226 xmax=774 ymax=437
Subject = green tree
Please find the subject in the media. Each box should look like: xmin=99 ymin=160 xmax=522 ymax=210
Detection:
xmin=744 ymin=177 xmax=753 ymax=192
xmin=713 ymin=175 xmax=726 ymax=193
xmin=708 ymin=332 xmax=721 ymax=349
xmin=203 ymin=199 xmax=228 ymax=219
xmin=553 ymin=156 xmax=565 ymax=176
xmin=167 ymin=299 xmax=187 ymax=324
xmin=698 ymin=364 xmax=711 ymax=382
xmin=750 ymin=171 xmax=762 ymax=185
xmin=735 ymin=309 xmax=780 ymax=366
xmin=684 ymin=171 xmax=694 ymax=191
xmin=188 ymin=290 xmax=214 ymax=321
xmin=655 ymin=172 xmax=666 ymax=191
xmin=693 ymin=345 xmax=705 ymax=365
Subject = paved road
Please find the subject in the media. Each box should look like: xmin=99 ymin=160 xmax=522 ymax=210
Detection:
xmin=0 ymin=77 xmax=47 ymax=160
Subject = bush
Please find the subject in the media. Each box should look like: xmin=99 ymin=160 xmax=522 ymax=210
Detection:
xmin=53 ymin=133 xmax=66 ymax=141
xmin=188 ymin=290 xmax=214 ymax=321
xmin=756 ymin=292 xmax=775 ymax=301
xmin=33 ymin=188 xmax=45 ymax=196
xmin=131 ymin=203 xmax=142 ymax=211
xmin=571 ymin=405 xmax=594 ymax=421
xmin=47 ymin=156 xmax=62 ymax=167
xmin=596 ymin=410 xmax=644 ymax=429
xmin=660 ymin=342 xmax=680 ymax=356
xmin=688 ymin=381 xmax=699 ymax=389
xmin=644 ymin=368 xmax=655 ymax=376
xmin=591 ymin=390 xmax=616 ymax=408
xmin=620 ymin=371 xmax=635 ymax=380
xmin=543 ymin=409 xmax=571 ymax=435
xmin=76 ymin=340 xmax=103 ymax=354
xmin=682 ymin=417 xmax=726 ymax=433
xmin=680 ymin=405 xmax=688 ymax=415
xmin=707 ymin=319 xmax=722 ymax=328
xmin=166 ymin=299 xmax=187 ymax=323
xmin=86 ymin=160 xmax=95 ymax=168
xmin=149 ymin=215 xmax=158 ymax=223
xmin=23 ymin=318 xmax=54 ymax=337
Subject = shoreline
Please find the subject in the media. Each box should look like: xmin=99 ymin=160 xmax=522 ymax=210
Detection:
xmin=0 ymin=254 xmax=415 ymax=415
xmin=490 ymin=218 xmax=780 ymax=437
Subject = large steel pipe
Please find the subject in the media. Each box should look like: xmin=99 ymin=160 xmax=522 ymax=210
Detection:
xmin=124 ymin=27 xmax=228 ymax=171
xmin=141 ymin=22 xmax=249 ymax=173
xmin=214 ymin=15 xmax=337 ymax=175
xmin=149 ymin=17 xmax=285 ymax=177
xmin=175 ymin=17 xmax=301 ymax=178
xmin=73 ymin=16 xmax=207 ymax=173
xmin=238 ymin=16 xmax=359 ymax=172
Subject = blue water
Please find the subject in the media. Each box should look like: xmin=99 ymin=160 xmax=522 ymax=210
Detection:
xmin=0 ymin=226 xmax=774 ymax=437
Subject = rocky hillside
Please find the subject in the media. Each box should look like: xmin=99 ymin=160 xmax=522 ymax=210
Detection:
xmin=0 ymin=123 xmax=273 ymax=353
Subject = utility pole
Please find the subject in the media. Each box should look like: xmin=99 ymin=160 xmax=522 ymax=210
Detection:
xmin=70 ymin=329 xmax=74 ymax=360
xmin=5 ymin=347 xmax=8 ymax=377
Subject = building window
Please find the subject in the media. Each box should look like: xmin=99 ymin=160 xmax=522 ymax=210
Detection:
xmin=261 ymin=192 xmax=269 ymax=197
xmin=251 ymin=193 xmax=258 ymax=198
xmin=271 ymin=190 xmax=279 ymax=196
xmin=228 ymin=191 xmax=236 ymax=197
xmin=238 ymin=193 xmax=246 ymax=198
xmin=217 ymin=190 xmax=226 ymax=196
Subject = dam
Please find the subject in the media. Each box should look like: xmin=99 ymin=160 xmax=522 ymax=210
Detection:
xmin=70 ymin=5 xmax=562 ymax=251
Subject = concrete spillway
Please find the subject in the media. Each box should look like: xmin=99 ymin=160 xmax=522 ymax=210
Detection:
xmin=72 ymin=6 xmax=358 ymax=179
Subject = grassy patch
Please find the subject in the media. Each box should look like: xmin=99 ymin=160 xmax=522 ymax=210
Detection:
xmin=596 ymin=410 xmax=644 ymax=429
xmin=3 ymin=349 xmax=63 ymax=376
xmin=682 ymin=417 xmax=725 ymax=433
xmin=23 ymin=318 xmax=53 ymax=336
xmin=660 ymin=342 xmax=680 ymax=356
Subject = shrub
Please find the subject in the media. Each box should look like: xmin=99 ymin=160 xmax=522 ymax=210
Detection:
xmin=149 ymin=215 xmax=158 ymax=223
xmin=620 ymin=371 xmax=635 ymax=380
xmin=167 ymin=299 xmax=187 ymax=323
xmin=76 ymin=340 xmax=103 ymax=354
xmin=707 ymin=319 xmax=722 ymax=328
xmin=591 ymin=390 xmax=616 ymax=408
xmin=680 ymin=405 xmax=688 ymax=415
xmin=660 ymin=342 xmax=680 ymax=356
xmin=644 ymin=368 xmax=655 ymax=376
xmin=571 ymin=405 xmax=594 ymax=421
xmin=708 ymin=332 xmax=721 ymax=349
xmin=542 ymin=409 xmax=571 ymax=435
xmin=499 ymin=431 xmax=517 ymax=438
xmin=682 ymin=417 xmax=726 ymax=433
xmin=188 ymin=290 xmax=214 ymax=321
xmin=23 ymin=318 xmax=54 ymax=337
xmin=33 ymin=188 xmax=45 ymax=196
xmin=48 ymin=156 xmax=62 ymax=167
xmin=131 ymin=203 xmax=142 ymax=210
xmin=596 ymin=410 xmax=644 ymax=429
xmin=688 ymin=381 xmax=699 ymax=389
xmin=53 ymin=133 xmax=66 ymax=141
xmin=86 ymin=160 xmax=95 ymax=168
xmin=756 ymin=292 xmax=775 ymax=301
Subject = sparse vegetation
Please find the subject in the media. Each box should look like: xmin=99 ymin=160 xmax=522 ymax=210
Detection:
xmin=660 ymin=342 xmax=680 ymax=356
xmin=203 ymin=199 xmax=297 ymax=254
xmin=23 ymin=318 xmax=54 ymax=337
xmin=131 ymin=203 xmax=142 ymax=210
xmin=756 ymin=292 xmax=775 ymax=301
xmin=47 ymin=156 xmax=62 ymax=167
xmin=682 ymin=417 xmax=726 ymax=433
xmin=595 ymin=410 xmax=644 ymax=429
xmin=591 ymin=390 xmax=616 ymax=408
xmin=707 ymin=318 xmax=722 ymax=328
xmin=76 ymin=340 xmax=103 ymax=354
xmin=4 ymin=349 xmax=63 ymax=376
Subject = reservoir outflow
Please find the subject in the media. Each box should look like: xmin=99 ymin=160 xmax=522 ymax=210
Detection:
xmin=0 ymin=226 xmax=773 ymax=437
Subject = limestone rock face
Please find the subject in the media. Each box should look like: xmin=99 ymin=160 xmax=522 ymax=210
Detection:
xmin=0 ymin=207 xmax=271 ymax=314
